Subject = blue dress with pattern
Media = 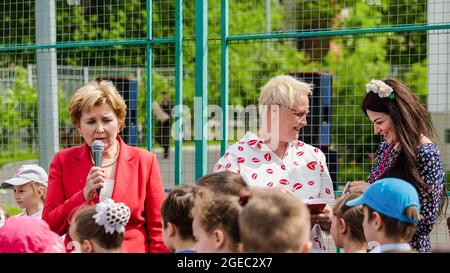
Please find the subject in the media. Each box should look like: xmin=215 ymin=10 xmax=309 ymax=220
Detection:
xmin=368 ymin=141 xmax=445 ymax=253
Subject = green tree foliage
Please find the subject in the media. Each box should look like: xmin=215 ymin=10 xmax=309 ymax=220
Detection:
xmin=0 ymin=0 xmax=429 ymax=175
xmin=0 ymin=68 xmax=37 ymax=146
xmin=0 ymin=68 xmax=69 ymax=147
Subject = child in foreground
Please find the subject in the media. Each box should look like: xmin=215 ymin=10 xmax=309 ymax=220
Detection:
xmin=69 ymin=198 xmax=131 ymax=253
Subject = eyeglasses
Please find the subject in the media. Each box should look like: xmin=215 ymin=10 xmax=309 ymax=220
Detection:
xmin=289 ymin=108 xmax=309 ymax=119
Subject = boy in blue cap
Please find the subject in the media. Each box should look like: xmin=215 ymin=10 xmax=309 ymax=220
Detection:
xmin=346 ymin=177 xmax=420 ymax=253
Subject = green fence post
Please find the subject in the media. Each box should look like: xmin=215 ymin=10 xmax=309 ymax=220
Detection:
xmin=175 ymin=0 xmax=184 ymax=185
xmin=194 ymin=0 xmax=208 ymax=180
xmin=220 ymin=0 xmax=229 ymax=156
xmin=146 ymin=0 xmax=153 ymax=150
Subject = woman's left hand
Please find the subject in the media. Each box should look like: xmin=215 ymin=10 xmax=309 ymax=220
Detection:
xmin=310 ymin=204 xmax=332 ymax=231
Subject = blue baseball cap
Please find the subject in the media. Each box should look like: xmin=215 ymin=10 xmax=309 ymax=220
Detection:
xmin=346 ymin=178 xmax=420 ymax=224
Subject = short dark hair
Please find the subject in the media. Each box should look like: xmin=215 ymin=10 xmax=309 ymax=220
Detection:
xmin=366 ymin=205 xmax=418 ymax=242
xmin=72 ymin=206 xmax=124 ymax=250
xmin=192 ymin=187 xmax=241 ymax=252
xmin=196 ymin=171 xmax=248 ymax=197
xmin=161 ymin=184 xmax=196 ymax=240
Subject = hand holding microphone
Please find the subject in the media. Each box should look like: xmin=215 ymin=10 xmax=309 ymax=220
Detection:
xmin=92 ymin=140 xmax=105 ymax=197
xmin=83 ymin=140 xmax=105 ymax=201
xmin=92 ymin=140 xmax=105 ymax=168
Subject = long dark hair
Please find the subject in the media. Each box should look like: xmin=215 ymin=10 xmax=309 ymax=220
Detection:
xmin=362 ymin=78 xmax=447 ymax=218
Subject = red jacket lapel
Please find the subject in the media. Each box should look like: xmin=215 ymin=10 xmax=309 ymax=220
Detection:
xmin=112 ymin=136 xmax=137 ymax=201
xmin=73 ymin=142 xmax=94 ymax=190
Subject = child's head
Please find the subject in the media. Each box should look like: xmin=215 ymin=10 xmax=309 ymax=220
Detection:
xmin=196 ymin=171 xmax=249 ymax=197
xmin=346 ymin=177 xmax=420 ymax=244
xmin=161 ymin=184 xmax=196 ymax=251
xmin=191 ymin=187 xmax=241 ymax=253
xmin=0 ymin=216 xmax=64 ymax=253
xmin=1 ymin=164 xmax=48 ymax=211
xmin=69 ymin=198 xmax=130 ymax=253
xmin=331 ymin=193 xmax=365 ymax=249
xmin=239 ymin=188 xmax=311 ymax=253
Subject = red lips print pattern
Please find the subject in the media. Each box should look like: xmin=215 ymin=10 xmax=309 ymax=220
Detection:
xmin=252 ymin=157 xmax=260 ymax=163
xmin=292 ymin=182 xmax=303 ymax=191
xmin=307 ymin=161 xmax=317 ymax=170
xmin=247 ymin=139 xmax=257 ymax=146
xmin=213 ymin=132 xmax=334 ymax=204
xmin=279 ymin=179 xmax=288 ymax=185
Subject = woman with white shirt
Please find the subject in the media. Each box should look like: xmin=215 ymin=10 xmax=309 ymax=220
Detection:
xmin=214 ymin=75 xmax=335 ymax=251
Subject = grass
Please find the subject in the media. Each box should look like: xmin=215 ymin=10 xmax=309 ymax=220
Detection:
xmin=1 ymin=203 xmax=21 ymax=216
xmin=0 ymin=151 xmax=38 ymax=169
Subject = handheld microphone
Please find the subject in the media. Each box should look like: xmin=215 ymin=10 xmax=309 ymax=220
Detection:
xmin=91 ymin=140 xmax=105 ymax=196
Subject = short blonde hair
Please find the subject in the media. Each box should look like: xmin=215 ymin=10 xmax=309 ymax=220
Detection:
xmin=239 ymin=188 xmax=311 ymax=253
xmin=258 ymin=75 xmax=312 ymax=109
xmin=69 ymin=81 xmax=127 ymax=130
xmin=29 ymin=182 xmax=46 ymax=203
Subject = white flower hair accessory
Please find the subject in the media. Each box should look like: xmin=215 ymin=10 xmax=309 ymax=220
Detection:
xmin=366 ymin=79 xmax=395 ymax=100
xmin=93 ymin=198 xmax=130 ymax=234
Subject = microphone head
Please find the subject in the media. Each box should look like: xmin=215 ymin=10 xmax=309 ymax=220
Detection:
xmin=91 ymin=140 xmax=105 ymax=152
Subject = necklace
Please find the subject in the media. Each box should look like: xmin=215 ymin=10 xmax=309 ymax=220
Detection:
xmin=90 ymin=141 xmax=120 ymax=168
xmin=372 ymin=144 xmax=394 ymax=181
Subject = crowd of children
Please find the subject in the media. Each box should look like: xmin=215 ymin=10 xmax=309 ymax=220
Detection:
xmin=0 ymin=163 xmax=448 ymax=253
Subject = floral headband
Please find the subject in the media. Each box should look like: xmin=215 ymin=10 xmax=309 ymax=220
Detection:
xmin=93 ymin=198 xmax=130 ymax=234
xmin=366 ymin=79 xmax=395 ymax=100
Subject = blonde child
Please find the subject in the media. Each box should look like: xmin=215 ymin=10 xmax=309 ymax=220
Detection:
xmin=239 ymin=187 xmax=312 ymax=253
xmin=191 ymin=187 xmax=241 ymax=253
xmin=330 ymin=193 xmax=366 ymax=253
xmin=69 ymin=198 xmax=130 ymax=253
xmin=346 ymin=177 xmax=420 ymax=253
xmin=1 ymin=164 xmax=48 ymax=218
xmin=161 ymin=184 xmax=196 ymax=253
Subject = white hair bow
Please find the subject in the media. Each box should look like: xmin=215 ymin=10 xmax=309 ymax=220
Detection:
xmin=93 ymin=198 xmax=131 ymax=234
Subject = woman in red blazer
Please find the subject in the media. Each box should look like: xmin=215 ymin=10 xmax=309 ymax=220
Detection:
xmin=42 ymin=80 xmax=169 ymax=253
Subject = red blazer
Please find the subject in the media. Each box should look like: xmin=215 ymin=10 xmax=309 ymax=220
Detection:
xmin=42 ymin=136 xmax=169 ymax=253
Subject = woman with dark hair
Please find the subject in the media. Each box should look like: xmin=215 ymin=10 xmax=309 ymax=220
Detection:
xmin=347 ymin=78 xmax=447 ymax=252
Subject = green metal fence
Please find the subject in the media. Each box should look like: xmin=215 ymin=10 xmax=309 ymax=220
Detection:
xmin=0 ymin=0 xmax=449 ymax=251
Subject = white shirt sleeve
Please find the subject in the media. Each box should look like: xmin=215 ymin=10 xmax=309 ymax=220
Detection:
xmin=317 ymin=151 xmax=335 ymax=203
xmin=213 ymin=148 xmax=240 ymax=174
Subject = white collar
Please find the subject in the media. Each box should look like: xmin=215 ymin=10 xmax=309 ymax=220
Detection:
xmin=19 ymin=209 xmax=43 ymax=218
xmin=369 ymin=243 xmax=411 ymax=253
xmin=244 ymin=132 xmax=305 ymax=148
